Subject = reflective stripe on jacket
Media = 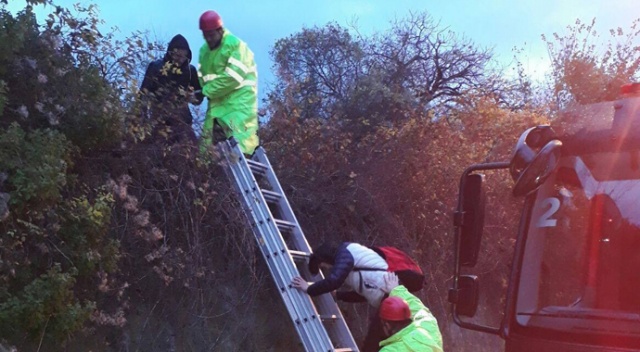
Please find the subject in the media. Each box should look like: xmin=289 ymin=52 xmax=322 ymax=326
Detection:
xmin=379 ymin=286 xmax=444 ymax=352
xmin=198 ymin=29 xmax=258 ymax=154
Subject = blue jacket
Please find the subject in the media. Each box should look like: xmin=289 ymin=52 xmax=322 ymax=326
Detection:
xmin=307 ymin=242 xmax=388 ymax=307
xmin=307 ymin=243 xmax=353 ymax=296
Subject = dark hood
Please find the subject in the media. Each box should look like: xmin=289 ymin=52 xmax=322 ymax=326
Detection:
xmin=164 ymin=34 xmax=192 ymax=63
xmin=309 ymin=241 xmax=339 ymax=274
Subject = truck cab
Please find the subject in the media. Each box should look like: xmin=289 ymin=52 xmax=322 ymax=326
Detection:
xmin=449 ymin=84 xmax=640 ymax=351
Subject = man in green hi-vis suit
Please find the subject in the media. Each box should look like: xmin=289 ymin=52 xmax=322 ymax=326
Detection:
xmin=197 ymin=10 xmax=259 ymax=156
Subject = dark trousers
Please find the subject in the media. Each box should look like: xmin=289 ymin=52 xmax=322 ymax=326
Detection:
xmin=361 ymin=315 xmax=385 ymax=352
xmin=146 ymin=104 xmax=195 ymax=145
xmin=212 ymin=119 xmax=228 ymax=144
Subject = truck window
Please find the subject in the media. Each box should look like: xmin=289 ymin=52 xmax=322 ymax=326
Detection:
xmin=515 ymin=152 xmax=640 ymax=336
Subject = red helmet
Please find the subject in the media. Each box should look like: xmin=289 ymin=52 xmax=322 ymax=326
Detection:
xmin=199 ymin=10 xmax=223 ymax=31
xmin=379 ymin=296 xmax=411 ymax=321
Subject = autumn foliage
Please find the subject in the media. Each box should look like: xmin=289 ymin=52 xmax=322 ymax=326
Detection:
xmin=1 ymin=1 xmax=640 ymax=351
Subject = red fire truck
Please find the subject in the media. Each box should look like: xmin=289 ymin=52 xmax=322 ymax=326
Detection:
xmin=449 ymin=84 xmax=640 ymax=351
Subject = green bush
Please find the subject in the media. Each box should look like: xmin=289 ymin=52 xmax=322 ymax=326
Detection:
xmin=0 ymin=123 xmax=70 ymax=209
xmin=0 ymin=122 xmax=119 ymax=345
xmin=0 ymin=264 xmax=94 ymax=341
xmin=58 ymin=191 xmax=116 ymax=276
xmin=0 ymin=5 xmax=126 ymax=152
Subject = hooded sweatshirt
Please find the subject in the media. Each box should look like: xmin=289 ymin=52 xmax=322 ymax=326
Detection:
xmin=140 ymin=34 xmax=203 ymax=124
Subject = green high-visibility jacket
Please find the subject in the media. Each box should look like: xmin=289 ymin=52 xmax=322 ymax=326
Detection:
xmin=380 ymin=286 xmax=444 ymax=352
xmin=198 ymin=29 xmax=259 ymax=155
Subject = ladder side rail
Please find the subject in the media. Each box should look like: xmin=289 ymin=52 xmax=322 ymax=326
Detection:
xmin=220 ymin=141 xmax=359 ymax=351
xmin=224 ymin=153 xmax=328 ymax=326
xmin=226 ymin=149 xmax=309 ymax=293
xmin=222 ymin=157 xmax=332 ymax=352
xmin=252 ymin=148 xmax=359 ymax=351
xmin=295 ymin=261 xmax=359 ymax=350
xmin=291 ymin=254 xmax=358 ymax=350
xmin=220 ymin=143 xmax=336 ymax=351
xmin=256 ymin=148 xmax=353 ymax=339
xmin=222 ymin=146 xmax=302 ymax=285
xmin=253 ymin=148 xmax=313 ymax=253
xmin=286 ymin=244 xmax=359 ymax=348
xmin=314 ymin=294 xmax=360 ymax=347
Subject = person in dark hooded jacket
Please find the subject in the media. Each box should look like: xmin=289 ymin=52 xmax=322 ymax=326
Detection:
xmin=140 ymin=34 xmax=203 ymax=144
xmin=292 ymin=241 xmax=389 ymax=306
xmin=290 ymin=242 xmax=399 ymax=352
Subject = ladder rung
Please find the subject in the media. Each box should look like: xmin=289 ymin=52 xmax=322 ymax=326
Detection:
xmin=275 ymin=219 xmax=297 ymax=232
xmin=320 ymin=314 xmax=338 ymax=321
xmin=246 ymin=159 xmax=268 ymax=175
xmin=289 ymin=250 xmax=310 ymax=261
xmin=261 ymin=189 xmax=282 ymax=203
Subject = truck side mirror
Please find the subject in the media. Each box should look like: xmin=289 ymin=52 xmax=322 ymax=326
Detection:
xmin=459 ymin=174 xmax=485 ymax=267
xmin=452 ymin=275 xmax=480 ymax=317
xmin=450 ymin=163 xmax=505 ymax=335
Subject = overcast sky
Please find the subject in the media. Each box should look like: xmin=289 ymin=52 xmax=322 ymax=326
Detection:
xmin=7 ymin=0 xmax=640 ymax=104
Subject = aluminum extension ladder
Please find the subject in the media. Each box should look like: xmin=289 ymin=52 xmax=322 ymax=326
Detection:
xmin=218 ymin=139 xmax=358 ymax=352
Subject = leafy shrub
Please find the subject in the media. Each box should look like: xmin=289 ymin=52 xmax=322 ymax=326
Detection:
xmin=0 ymin=123 xmax=70 ymax=209
xmin=0 ymin=264 xmax=94 ymax=341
